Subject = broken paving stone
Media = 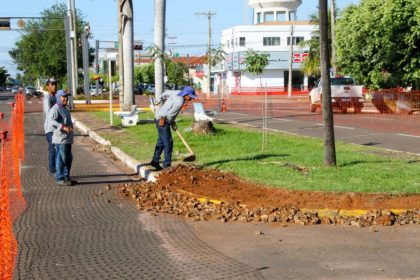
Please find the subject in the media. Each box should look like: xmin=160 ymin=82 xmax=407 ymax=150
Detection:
xmin=117 ymin=167 xmax=419 ymax=227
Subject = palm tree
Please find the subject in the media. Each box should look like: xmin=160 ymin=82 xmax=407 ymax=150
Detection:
xmin=319 ymin=0 xmax=336 ymax=166
xmin=300 ymin=6 xmax=337 ymax=79
xmin=210 ymin=47 xmax=227 ymax=67
xmin=154 ymin=0 xmax=166 ymax=100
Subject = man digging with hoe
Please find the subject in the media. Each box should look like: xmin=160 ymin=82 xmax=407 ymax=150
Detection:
xmin=150 ymin=86 xmax=197 ymax=170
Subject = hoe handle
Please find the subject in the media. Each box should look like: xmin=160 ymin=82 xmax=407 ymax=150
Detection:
xmin=175 ymin=130 xmax=194 ymax=155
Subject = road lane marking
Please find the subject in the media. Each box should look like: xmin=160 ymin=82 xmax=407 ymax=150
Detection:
xmin=316 ymin=123 xmax=355 ymax=130
xmin=271 ymin=118 xmax=292 ymax=122
xmin=335 ymin=125 xmax=355 ymax=130
xmin=397 ymin=133 xmax=420 ymax=139
xmin=361 ymin=117 xmax=393 ymax=121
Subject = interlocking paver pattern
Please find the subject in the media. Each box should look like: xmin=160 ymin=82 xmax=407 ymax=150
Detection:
xmin=13 ymin=111 xmax=263 ymax=280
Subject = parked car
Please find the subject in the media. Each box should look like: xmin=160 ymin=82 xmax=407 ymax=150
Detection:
xmin=0 ymin=86 xmax=5 ymax=91
xmin=309 ymin=76 xmax=364 ymax=113
xmin=6 ymin=86 xmax=12 ymax=91
xmin=89 ymin=85 xmax=103 ymax=96
xmin=12 ymin=86 xmax=21 ymax=94
xmin=146 ymin=85 xmax=155 ymax=94
xmin=25 ymin=86 xmax=36 ymax=95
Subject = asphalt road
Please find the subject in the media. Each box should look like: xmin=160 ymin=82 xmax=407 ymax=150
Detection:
xmin=192 ymin=95 xmax=420 ymax=155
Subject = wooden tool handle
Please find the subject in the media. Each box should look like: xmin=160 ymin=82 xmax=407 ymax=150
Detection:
xmin=175 ymin=130 xmax=194 ymax=155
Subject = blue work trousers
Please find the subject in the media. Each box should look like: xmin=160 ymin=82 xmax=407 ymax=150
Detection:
xmin=152 ymin=119 xmax=173 ymax=168
xmin=45 ymin=132 xmax=56 ymax=174
xmin=55 ymin=144 xmax=73 ymax=182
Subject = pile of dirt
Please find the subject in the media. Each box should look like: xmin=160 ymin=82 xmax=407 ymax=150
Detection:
xmin=119 ymin=165 xmax=420 ymax=226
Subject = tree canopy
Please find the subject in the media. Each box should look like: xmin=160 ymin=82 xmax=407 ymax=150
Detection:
xmin=134 ymin=64 xmax=154 ymax=85
xmin=242 ymin=49 xmax=270 ymax=77
xmin=0 ymin=66 xmax=9 ymax=86
xmin=9 ymin=3 xmax=92 ymax=85
xmin=336 ymin=0 xmax=420 ymax=89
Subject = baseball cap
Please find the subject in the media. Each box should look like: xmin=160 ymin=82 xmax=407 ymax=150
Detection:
xmin=178 ymin=86 xmax=197 ymax=99
xmin=46 ymin=77 xmax=57 ymax=85
xmin=56 ymin=90 xmax=69 ymax=98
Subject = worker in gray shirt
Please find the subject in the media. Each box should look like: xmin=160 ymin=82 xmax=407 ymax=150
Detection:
xmin=48 ymin=90 xmax=74 ymax=186
xmin=150 ymin=86 xmax=197 ymax=170
xmin=43 ymin=77 xmax=57 ymax=176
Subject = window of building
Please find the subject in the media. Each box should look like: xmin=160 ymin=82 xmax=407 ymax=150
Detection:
xmin=257 ymin=12 xmax=262 ymax=24
xmin=287 ymin=36 xmax=305 ymax=46
xmin=231 ymin=39 xmax=234 ymax=48
xmin=276 ymin=11 xmax=286 ymax=21
xmin=263 ymin=37 xmax=280 ymax=46
xmin=264 ymin=12 xmax=274 ymax=22
xmin=239 ymin=37 xmax=246 ymax=47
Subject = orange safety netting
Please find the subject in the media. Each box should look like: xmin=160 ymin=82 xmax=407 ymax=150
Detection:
xmin=0 ymin=93 xmax=26 ymax=280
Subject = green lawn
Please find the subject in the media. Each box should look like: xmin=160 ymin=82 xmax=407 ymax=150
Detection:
xmin=93 ymin=112 xmax=420 ymax=194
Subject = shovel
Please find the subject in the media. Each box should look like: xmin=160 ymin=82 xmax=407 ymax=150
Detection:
xmin=175 ymin=130 xmax=196 ymax=162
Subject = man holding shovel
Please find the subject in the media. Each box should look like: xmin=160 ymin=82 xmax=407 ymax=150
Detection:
xmin=150 ymin=86 xmax=197 ymax=170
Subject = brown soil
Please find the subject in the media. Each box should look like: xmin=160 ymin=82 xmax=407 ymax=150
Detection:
xmin=157 ymin=165 xmax=420 ymax=210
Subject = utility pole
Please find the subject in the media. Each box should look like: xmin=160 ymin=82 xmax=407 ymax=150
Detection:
xmin=186 ymin=54 xmax=191 ymax=86
xmin=82 ymin=23 xmax=91 ymax=104
xmin=67 ymin=0 xmax=77 ymax=98
xmin=64 ymin=15 xmax=73 ymax=98
xmin=195 ymin=11 xmax=216 ymax=95
xmin=95 ymin=40 xmax=100 ymax=96
xmin=288 ymin=24 xmax=294 ymax=98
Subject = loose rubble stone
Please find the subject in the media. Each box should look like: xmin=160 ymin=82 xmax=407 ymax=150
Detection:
xmin=117 ymin=166 xmax=420 ymax=227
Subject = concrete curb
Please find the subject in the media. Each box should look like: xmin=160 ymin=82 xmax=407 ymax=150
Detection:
xmin=72 ymin=116 xmax=158 ymax=182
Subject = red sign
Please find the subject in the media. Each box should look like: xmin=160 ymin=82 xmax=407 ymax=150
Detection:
xmin=293 ymin=53 xmax=309 ymax=63
xmin=195 ymin=70 xmax=204 ymax=78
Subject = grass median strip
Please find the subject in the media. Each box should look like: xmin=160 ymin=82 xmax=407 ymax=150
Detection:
xmin=92 ymin=111 xmax=420 ymax=194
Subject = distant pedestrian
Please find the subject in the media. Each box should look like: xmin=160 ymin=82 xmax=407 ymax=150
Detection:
xmin=150 ymin=86 xmax=197 ymax=170
xmin=43 ymin=77 xmax=57 ymax=176
xmin=48 ymin=90 xmax=74 ymax=186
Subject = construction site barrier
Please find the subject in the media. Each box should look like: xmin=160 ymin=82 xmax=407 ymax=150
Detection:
xmin=0 ymin=93 xmax=26 ymax=280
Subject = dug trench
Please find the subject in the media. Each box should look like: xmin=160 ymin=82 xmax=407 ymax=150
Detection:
xmin=119 ymin=165 xmax=420 ymax=227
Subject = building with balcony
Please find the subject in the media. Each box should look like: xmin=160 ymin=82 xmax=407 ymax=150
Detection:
xmin=215 ymin=0 xmax=318 ymax=95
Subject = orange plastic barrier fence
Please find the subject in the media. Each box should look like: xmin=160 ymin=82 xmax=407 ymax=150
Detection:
xmin=0 ymin=93 xmax=26 ymax=280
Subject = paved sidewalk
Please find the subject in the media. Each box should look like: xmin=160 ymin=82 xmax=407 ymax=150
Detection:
xmin=13 ymin=111 xmax=263 ymax=279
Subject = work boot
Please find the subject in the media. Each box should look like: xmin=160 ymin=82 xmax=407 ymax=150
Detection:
xmin=56 ymin=180 xmax=72 ymax=186
xmin=65 ymin=178 xmax=77 ymax=185
xmin=150 ymin=161 xmax=163 ymax=171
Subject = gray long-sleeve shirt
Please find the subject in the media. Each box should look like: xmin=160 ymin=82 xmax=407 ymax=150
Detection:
xmin=155 ymin=90 xmax=185 ymax=124
xmin=43 ymin=93 xmax=56 ymax=133
xmin=48 ymin=104 xmax=74 ymax=144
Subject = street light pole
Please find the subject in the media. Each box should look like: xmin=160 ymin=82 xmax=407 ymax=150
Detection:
xmin=195 ymin=11 xmax=216 ymax=95
xmin=82 ymin=23 xmax=91 ymax=104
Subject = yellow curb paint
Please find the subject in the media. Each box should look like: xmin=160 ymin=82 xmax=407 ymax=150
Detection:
xmin=177 ymin=190 xmax=411 ymax=218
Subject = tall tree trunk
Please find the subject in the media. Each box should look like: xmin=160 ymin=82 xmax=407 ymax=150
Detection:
xmin=330 ymin=0 xmax=337 ymax=76
xmin=122 ymin=0 xmax=134 ymax=110
xmin=319 ymin=0 xmax=336 ymax=166
xmin=154 ymin=0 xmax=166 ymax=101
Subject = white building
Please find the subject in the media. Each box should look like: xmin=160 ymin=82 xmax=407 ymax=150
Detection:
xmin=215 ymin=0 xmax=318 ymax=95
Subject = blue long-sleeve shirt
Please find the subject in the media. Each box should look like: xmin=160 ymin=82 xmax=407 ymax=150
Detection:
xmin=154 ymin=90 xmax=185 ymax=124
